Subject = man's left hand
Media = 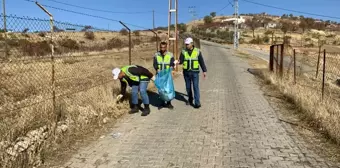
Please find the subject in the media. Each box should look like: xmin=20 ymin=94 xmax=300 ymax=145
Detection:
xmin=116 ymin=94 xmax=123 ymax=101
xmin=203 ymin=72 xmax=207 ymax=79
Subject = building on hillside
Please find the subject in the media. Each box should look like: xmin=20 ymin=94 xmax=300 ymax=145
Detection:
xmin=221 ymin=16 xmax=246 ymax=24
xmin=265 ymin=22 xmax=278 ymax=29
xmin=220 ymin=16 xmax=246 ymax=29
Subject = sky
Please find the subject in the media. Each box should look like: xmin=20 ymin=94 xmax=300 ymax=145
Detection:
xmin=1 ymin=0 xmax=340 ymax=32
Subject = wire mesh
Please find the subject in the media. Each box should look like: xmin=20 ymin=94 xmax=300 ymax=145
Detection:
xmin=0 ymin=14 xmax=175 ymax=144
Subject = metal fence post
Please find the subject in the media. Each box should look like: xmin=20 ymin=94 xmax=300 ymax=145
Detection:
xmin=315 ymin=46 xmax=321 ymax=79
xmin=269 ymin=45 xmax=274 ymax=71
xmin=276 ymin=45 xmax=279 ymax=73
xmin=322 ymin=49 xmax=326 ymax=101
xmin=119 ymin=21 xmax=131 ymax=65
xmin=35 ymin=2 xmax=57 ymax=126
xmin=280 ymin=44 xmax=284 ymax=78
xmin=2 ymin=0 xmax=8 ymax=59
xmin=293 ymin=49 xmax=296 ymax=84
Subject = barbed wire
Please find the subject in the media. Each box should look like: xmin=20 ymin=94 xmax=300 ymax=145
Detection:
xmin=24 ymin=0 xmax=153 ymax=30
xmin=44 ymin=0 xmax=153 ymax=14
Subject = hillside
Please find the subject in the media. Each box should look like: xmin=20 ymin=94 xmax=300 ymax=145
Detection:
xmin=184 ymin=13 xmax=340 ymax=53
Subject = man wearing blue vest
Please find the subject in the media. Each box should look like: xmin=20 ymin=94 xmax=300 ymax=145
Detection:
xmin=153 ymin=41 xmax=175 ymax=109
xmin=176 ymin=37 xmax=207 ymax=109
xmin=112 ymin=65 xmax=155 ymax=116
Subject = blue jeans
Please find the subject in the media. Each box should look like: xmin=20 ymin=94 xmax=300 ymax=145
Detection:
xmin=183 ymin=71 xmax=200 ymax=105
xmin=131 ymin=81 xmax=149 ymax=105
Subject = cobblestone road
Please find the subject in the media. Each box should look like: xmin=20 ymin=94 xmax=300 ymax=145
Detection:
xmin=63 ymin=41 xmax=340 ymax=168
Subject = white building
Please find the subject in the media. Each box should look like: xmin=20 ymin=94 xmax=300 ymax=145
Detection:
xmin=265 ymin=22 xmax=277 ymax=29
xmin=221 ymin=16 xmax=245 ymax=24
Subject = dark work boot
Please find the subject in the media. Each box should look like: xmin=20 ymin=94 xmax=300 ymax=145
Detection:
xmin=141 ymin=104 xmax=150 ymax=116
xmin=194 ymin=104 xmax=201 ymax=109
xmin=186 ymin=98 xmax=193 ymax=106
xmin=129 ymin=104 xmax=139 ymax=114
xmin=167 ymin=101 xmax=174 ymax=110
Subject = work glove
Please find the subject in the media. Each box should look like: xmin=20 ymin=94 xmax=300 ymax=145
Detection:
xmin=116 ymin=94 xmax=123 ymax=101
xmin=173 ymin=60 xmax=179 ymax=64
xmin=151 ymin=76 xmax=156 ymax=81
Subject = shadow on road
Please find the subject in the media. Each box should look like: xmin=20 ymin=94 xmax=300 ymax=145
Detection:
xmin=145 ymin=90 xmax=188 ymax=110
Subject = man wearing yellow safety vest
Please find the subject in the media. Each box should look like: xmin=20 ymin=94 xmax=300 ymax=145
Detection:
xmin=153 ymin=41 xmax=175 ymax=109
xmin=112 ymin=65 xmax=155 ymax=116
xmin=175 ymin=37 xmax=207 ymax=109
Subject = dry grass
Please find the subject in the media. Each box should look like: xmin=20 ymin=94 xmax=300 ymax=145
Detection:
xmin=0 ymin=27 xmax=185 ymax=166
xmin=262 ymin=70 xmax=340 ymax=143
xmin=236 ymin=48 xmax=340 ymax=147
xmin=0 ymin=41 xmax=159 ymax=167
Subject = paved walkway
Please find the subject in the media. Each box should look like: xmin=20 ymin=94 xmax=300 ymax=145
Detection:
xmin=63 ymin=41 xmax=339 ymax=168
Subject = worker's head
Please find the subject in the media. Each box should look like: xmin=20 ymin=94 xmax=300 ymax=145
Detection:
xmin=159 ymin=41 xmax=167 ymax=53
xmin=184 ymin=37 xmax=194 ymax=50
xmin=112 ymin=68 xmax=125 ymax=80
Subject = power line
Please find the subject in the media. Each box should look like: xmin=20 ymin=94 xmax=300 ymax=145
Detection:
xmin=24 ymin=0 xmax=152 ymax=30
xmin=45 ymin=0 xmax=153 ymax=14
xmin=241 ymin=0 xmax=340 ymax=20
xmin=217 ymin=3 xmax=232 ymax=14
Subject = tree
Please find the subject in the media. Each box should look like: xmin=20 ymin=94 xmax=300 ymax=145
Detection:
xmin=81 ymin=25 xmax=92 ymax=32
xmin=245 ymin=17 xmax=261 ymax=38
xmin=304 ymin=18 xmax=315 ymax=29
xmin=204 ymin=15 xmax=213 ymax=24
xmin=210 ymin=12 xmax=216 ymax=18
xmin=299 ymin=19 xmax=308 ymax=33
xmin=178 ymin=23 xmax=187 ymax=33
xmin=289 ymin=14 xmax=294 ymax=18
xmin=280 ymin=20 xmax=291 ymax=35
xmin=281 ymin=14 xmax=288 ymax=18
xmin=314 ymin=22 xmax=325 ymax=31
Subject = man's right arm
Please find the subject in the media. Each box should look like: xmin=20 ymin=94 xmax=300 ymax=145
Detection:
xmin=178 ymin=51 xmax=184 ymax=65
xmin=120 ymin=80 xmax=127 ymax=95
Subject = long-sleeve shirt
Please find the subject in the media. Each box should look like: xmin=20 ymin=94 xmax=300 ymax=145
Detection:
xmin=120 ymin=65 xmax=153 ymax=95
xmin=153 ymin=51 xmax=175 ymax=71
xmin=179 ymin=47 xmax=207 ymax=73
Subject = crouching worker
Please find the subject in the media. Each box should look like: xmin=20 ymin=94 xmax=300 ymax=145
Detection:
xmin=112 ymin=65 xmax=155 ymax=116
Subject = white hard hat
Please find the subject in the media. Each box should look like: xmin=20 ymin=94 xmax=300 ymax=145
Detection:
xmin=112 ymin=68 xmax=121 ymax=80
xmin=184 ymin=37 xmax=193 ymax=44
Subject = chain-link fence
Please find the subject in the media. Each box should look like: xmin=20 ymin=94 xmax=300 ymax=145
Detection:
xmin=0 ymin=13 xmax=189 ymax=167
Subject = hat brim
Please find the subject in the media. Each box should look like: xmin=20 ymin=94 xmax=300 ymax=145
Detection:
xmin=113 ymin=75 xmax=119 ymax=80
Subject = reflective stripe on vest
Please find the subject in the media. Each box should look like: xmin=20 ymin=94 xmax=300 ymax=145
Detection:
xmin=155 ymin=52 xmax=172 ymax=70
xmin=182 ymin=48 xmax=200 ymax=71
xmin=120 ymin=65 xmax=148 ymax=82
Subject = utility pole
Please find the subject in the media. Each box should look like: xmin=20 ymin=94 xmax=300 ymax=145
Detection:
xmin=153 ymin=10 xmax=157 ymax=51
xmin=168 ymin=0 xmax=178 ymax=71
xmin=152 ymin=10 xmax=155 ymax=30
xmin=233 ymin=0 xmax=239 ymax=49
xmin=188 ymin=6 xmax=196 ymax=22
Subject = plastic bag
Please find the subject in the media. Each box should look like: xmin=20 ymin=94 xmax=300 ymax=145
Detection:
xmin=154 ymin=68 xmax=175 ymax=101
